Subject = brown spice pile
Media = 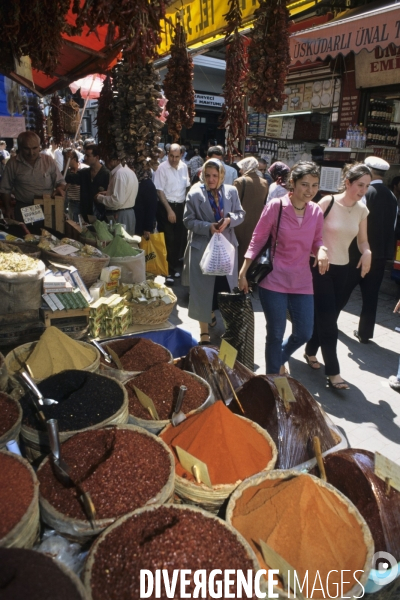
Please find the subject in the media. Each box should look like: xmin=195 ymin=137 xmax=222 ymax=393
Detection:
xmin=101 ymin=337 xmax=170 ymax=371
xmin=127 ymin=363 xmax=209 ymax=420
xmin=0 ymin=393 xmax=19 ymax=436
xmin=38 ymin=428 xmax=171 ymax=520
xmin=232 ymin=474 xmax=367 ymax=597
xmin=0 ymin=454 xmax=34 ymax=539
xmin=90 ymin=506 xmax=255 ymax=600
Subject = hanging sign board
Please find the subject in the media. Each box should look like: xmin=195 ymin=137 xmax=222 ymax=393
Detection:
xmin=0 ymin=116 xmax=25 ymax=138
xmin=195 ymin=94 xmax=224 ymax=108
xmin=355 ymin=45 xmax=400 ymax=88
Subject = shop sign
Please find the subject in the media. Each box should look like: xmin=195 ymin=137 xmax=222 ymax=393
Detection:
xmin=0 ymin=116 xmax=25 ymax=138
xmin=20 ymin=204 xmax=45 ymax=224
xmin=194 ymin=94 xmax=224 ymax=108
xmin=355 ymin=45 xmax=400 ymax=88
xmin=290 ymin=4 xmax=400 ymax=65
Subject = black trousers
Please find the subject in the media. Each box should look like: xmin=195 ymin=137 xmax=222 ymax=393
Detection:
xmin=158 ymin=201 xmax=186 ymax=274
xmin=341 ymin=257 xmax=386 ymax=341
xmin=305 ymin=261 xmax=349 ymax=376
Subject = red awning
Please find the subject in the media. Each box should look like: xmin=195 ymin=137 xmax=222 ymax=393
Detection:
xmin=290 ymin=3 xmax=400 ymax=66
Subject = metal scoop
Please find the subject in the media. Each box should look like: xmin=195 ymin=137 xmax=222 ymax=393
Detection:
xmin=90 ymin=339 xmax=123 ymax=370
xmin=171 ymin=386 xmax=187 ymax=426
xmin=91 ymin=339 xmax=112 ymax=364
xmin=47 ymin=418 xmax=97 ymax=525
xmin=20 ymin=371 xmax=58 ymax=405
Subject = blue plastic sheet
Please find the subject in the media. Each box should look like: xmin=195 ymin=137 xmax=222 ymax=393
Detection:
xmin=128 ymin=326 xmax=197 ymax=358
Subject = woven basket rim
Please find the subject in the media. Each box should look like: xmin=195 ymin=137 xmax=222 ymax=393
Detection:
xmin=0 ymin=391 xmax=23 ymax=446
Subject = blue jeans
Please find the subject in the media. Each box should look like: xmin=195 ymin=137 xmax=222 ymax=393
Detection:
xmin=258 ymin=287 xmax=314 ymax=374
xmin=397 ymin=357 xmax=400 ymax=380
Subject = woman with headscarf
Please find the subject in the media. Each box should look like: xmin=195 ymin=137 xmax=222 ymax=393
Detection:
xmin=266 ymin=161 xmax=291 ymax=203
xmin=234 ymin=156 xmax=269 ymax=269
xmin=183 ymin=158 xmax=245 ymax=344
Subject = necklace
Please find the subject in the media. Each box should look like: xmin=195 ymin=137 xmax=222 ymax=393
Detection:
xmin=338 ymin=201 xmax=357 ymax=213
xmin=292 ymin=204 xmax=305 ymax=211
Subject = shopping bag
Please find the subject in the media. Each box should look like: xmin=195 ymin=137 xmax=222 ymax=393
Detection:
xmin=200 ymin=233 xmax=235 ymax=276
xmin=218 ymin=289 xmax=254 ymax=370
xmin=139 ymin=232 xmax=169 ymax=276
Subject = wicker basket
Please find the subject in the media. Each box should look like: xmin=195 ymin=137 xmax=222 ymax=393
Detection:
xmin=126 ymin=291 xmax=177 ymax=325
xmin=40 ymin=249 xmax=110 ymax=287
xmin=0 ymin=392 xmax=23 ymax=449
xmin=7 ymin=242 xmax=41 ymax=259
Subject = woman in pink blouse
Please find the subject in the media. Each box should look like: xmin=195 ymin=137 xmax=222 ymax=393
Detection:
xmin=238 ymin=162 xmax=329 ymax=374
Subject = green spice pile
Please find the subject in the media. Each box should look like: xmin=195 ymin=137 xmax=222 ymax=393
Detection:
xmin=105 ymin=236 xmax=140 ymax=258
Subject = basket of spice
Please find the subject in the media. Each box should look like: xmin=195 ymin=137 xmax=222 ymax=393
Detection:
xmin=0 ymin=240 xmax=41 ymax=258
xmin=99 ymin=337 xmax=173 ymax=383
xmin=0 ymin=547 xmax=88 ymax=600
xmin=0 ymin=450 xmax=40 ymax=549
xmin=227 ymin=470 xmax=374 ymax=599
xmin=0 ymin=391 xmax=22 ymax=449
xmin=83 ymin=504 xmax=262 ymax=600
xmin=126 ymin=362 xmax=213 ymax=435
xmin=37 ymin=425 xmax=175 ymax=543
xmin=19 ymin=370 xmax=129 ymax=461
xmin=124 ymin=281 xmax=177 ymax=325
xmin=160 ymin=400 xmax=278 ymax=514
xmin=5 ymin=326 xmax=100 ymax=383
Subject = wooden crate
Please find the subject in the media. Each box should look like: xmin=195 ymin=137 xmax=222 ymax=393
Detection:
xmin=34 ymin=195 xmax=65 ymax=234
xmin=40 ymin=307 xmax=89 ymax=328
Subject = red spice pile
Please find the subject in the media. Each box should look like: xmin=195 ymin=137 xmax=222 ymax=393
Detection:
xmin=127 ymin=363 xmax=209 ymax=420
xmin=0 ymin=393 xmax=19 ymax=436
xmin=161 ymin=400 xmax=273 ymax=486
xmin=0 ymin=454 xmax=34 ymax=539
xmin=101 ymin=337 xmax=171 ymax=371
xmin=38 ymin=428 xmax=171 ymax=520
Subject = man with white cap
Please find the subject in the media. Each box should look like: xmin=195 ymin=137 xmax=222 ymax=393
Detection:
xmin=342 ymin=156 xmax=397 ymax=343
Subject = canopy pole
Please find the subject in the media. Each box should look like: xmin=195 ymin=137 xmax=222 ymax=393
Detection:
xmin=64 ymin=74 xmax=96 ymax=173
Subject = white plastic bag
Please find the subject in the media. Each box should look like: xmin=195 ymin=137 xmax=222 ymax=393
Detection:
xmin=200 ymin=233 xmax=235 ymax=276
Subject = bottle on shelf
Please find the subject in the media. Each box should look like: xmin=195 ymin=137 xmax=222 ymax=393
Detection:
xmin=354 ymin=124 xmax=360 ymax=148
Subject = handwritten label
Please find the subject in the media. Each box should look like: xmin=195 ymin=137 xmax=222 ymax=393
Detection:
xmin=259 ymin=540 xmax=305 ymax=600
xmin=273 ymin=377 xmax=296 ymax=407
xmin=52 ymin=245 xmax=79 ymax=256
xmin=132 ymin=385 xmax=159 ymax=420
xmin=375 ymin=452 xmax=400 ymax=493
xmin=175 ymin=446 xmax=213 ymax=488
xmin=219 ymin=340 xmax=237 ymax=370
xmin=20 ymin=204 xmax=45 ymax=224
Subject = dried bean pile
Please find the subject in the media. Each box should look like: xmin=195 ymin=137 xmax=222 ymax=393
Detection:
xmin=89 ymin=506 xmax=255 ymax=600
xmin=0 ymin=453 xmax=33 ymax=539
xmin=0 ymin=393 xmax=19 ymax=436
xmin=20 ymin=371 xmax=124 ymax=432
xmin=101 ymin=337 xmax=171 ymax=371
xmin=38 ymin=428 xmax=171 ymax=520
xmin=127 ymin=363 xmax=208 ymax=420
xmin=0 ymin=548 xmax=82 ymax=600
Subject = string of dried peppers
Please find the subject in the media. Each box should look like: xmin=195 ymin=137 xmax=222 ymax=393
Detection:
xmin=219 ymin=0 xmax=249 ymax=160
xmin=32 ymin=100 xmax=46 ymax=146
xmin=95 ymin=75 xmax=115 ymax=161
xmin=245 ymin=0 xmax=290 ymax=114
xmin=163 ymin=19 xmax=195 ymax=142
xmin=50 ymin=94 xmax=64 ymax=146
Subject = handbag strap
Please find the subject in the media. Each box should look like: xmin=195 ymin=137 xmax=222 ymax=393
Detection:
xmin=323 ymin=195 xmax=335 ymax=220
xmin=272 ymin=199 xmax=283 ymax=257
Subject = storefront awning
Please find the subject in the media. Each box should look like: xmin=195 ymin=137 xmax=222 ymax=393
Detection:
xmin=290 ymin=3 xmax=400 ymax=66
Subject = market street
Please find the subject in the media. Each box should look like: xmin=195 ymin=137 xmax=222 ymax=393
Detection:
xmin=169 ymin=266 xmax=400 ymax=466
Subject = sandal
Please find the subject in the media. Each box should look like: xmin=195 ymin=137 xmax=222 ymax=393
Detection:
xmin=199 ymin=333 xmax=211 ymax=346
xmin=209 ymin=313 xmax=217 ymax=328
xmin=304 ymin=354 xmax=320 ymax=370
xmin=327 ymin=378 xmax=350 ymax=390
xmin=279 ymin=366 xmax=289 ymax=376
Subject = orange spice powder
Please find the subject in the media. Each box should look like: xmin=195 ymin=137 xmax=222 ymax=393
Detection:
xmin=160 ymin=400 xmax=273 ymax=486
xmin=232 ymin=474 xmax=368 ymax=598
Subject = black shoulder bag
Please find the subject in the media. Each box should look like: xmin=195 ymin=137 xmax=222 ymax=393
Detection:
xmin=247 ymin=199 xmax=283 ymax=286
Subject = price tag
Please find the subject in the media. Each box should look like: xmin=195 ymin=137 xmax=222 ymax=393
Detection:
xmin=273 ymin=376 xmax=296 ymax=408
xmin=132 ymin=385 xmax=159 ymax=420
xmin=175 ymin=446 xmax=213 ymax=488
xmin=20 ymin=204 xmax=45 ymax=224
xmin=218 ymin=340 xmax=237 ymax=369
xmin=52 ymin=245 xmax=79 ymax=256
xmin=375 ymin=452 xmax=400 ymax=493
xmin=259 ymin=540 xmax=305 ymax=600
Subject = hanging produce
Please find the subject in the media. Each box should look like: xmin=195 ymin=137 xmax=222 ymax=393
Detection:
xmin=50 ymin=94 xmax=64 ymax=146
xmin=219 ymin=0 xmax=248 ymax=160
xmin=95 ymin=76 xmax=115 ymax=161
xmin=0 ymin=0 xmax=71 ymax=74
xmin=245 ymin=0 xmax=290 ymax=114
xmin=108 ymin=58 xmax=164 ymax=169
xmin=163 ymin=19 xmax=195 ymax=141
xmin=32 ymin=99 xmax=47 ymax=146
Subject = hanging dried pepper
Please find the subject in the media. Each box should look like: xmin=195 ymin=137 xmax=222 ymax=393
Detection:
xmin=50 ymin=94 xmax=64 ymax=146
xmin=245 ymin=0 xmax=290 ymax=114
xmin=0 ymin=0 xmax=71 ymax=74
xmin=95 ymin=75 xmax=115 ymax=161
xmin=32 ymin=100 xmax=46 ymax=146
xmin=219 ymin=0 xmax=248 ymax=160
xmin=163 ymin=19 xmax=195 ymax=142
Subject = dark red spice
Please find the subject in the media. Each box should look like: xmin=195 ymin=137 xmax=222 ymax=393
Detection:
xmin=0 ymin=548 xmax=82 ymax=600
xmin=90 ymin=506 xmax=255 ymax=600
xmin=127 ymin=363 xmax=209 ymax=420
xmin=0 ymin=393 xmax=19 ymax=436
xmin=101 ymin=338 xmax=171 ymax=371
xmin=38 ymin=428 xmax=171 ymax=521
xmin=0 ymin=454 xmax=34 ymax=539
